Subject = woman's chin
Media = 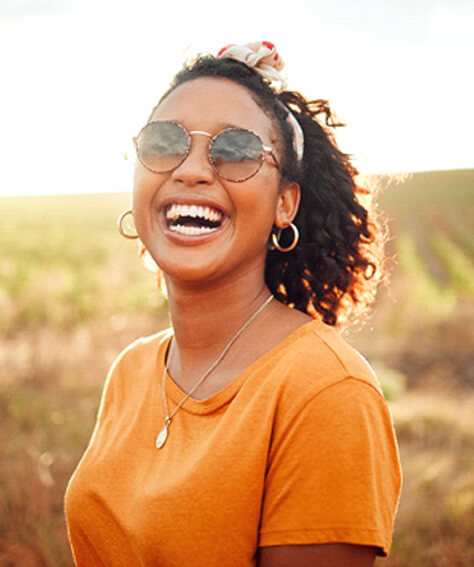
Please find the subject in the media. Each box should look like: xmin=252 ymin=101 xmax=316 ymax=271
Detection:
xmin=152 ymin=253 xmax=225 ymax=287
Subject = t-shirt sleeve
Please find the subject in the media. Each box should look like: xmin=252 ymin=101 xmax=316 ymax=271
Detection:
xmin=259 ymin=377 xmax=402 ymax=556
xmin=84 ymin=338 xmax=144 ymax=446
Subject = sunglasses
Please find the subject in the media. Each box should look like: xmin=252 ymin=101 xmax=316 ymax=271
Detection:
xmin=134 ymin=120 xmax=280 ymax=183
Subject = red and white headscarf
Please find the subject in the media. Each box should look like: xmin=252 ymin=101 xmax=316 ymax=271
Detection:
xmin=217 ymin=41 xmax=286 ymax=91
xmin=217 ymin=41 xmax=304 ymax=163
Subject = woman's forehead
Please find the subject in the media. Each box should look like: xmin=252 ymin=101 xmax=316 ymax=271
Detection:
xmin=151 ymin=77 xmax=277 ymax=140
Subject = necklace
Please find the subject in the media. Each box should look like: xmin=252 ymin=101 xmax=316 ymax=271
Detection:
xmin=156 ymin=294 xmax=273 ymax=449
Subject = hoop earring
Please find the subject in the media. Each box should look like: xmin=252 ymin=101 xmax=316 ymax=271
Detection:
xmin=117 ymin=210 xmax=139 ymax=239
xmin=271 ymin=223 xmax=299 ymax=252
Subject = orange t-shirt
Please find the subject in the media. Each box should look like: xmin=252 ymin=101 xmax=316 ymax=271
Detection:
xmin=65 ymin=319 xmax=402 ymax=566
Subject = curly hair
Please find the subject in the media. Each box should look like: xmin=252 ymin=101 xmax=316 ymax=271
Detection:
xmin=146 ymin=56 xmax=388 ymax=327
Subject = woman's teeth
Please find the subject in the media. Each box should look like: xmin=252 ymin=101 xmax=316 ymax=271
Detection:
xmin=169 ymin=225 xmax=216 ymax=235
xmin=165 ymin=204 xmax=223 ymax=236
xmin=166 ymin=204 xmax=222 ymax=223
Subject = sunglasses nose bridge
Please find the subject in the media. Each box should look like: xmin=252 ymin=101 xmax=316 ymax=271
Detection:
xmin=189 ymin=130 xmax=213 ymax=139
xmin=186 ymin=130 xmax=214 ymax=162
xmin=185 ymin=130 xmax=214 ymax=164
xmin=171 ymin=129 xmax=215 ymax=183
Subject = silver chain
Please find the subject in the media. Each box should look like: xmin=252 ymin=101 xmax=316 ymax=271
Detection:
xmin=161 ymin=294 xmax=274 ymax=425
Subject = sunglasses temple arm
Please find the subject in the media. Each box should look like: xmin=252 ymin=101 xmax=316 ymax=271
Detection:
xmin=265 ymin=148 xmax=280 ymax=170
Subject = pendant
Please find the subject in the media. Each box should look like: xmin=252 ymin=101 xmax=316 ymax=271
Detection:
xmin=156 ymin=423 xmax=169 ymax=449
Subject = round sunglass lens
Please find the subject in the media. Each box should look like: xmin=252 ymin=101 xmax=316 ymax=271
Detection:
xmin=137 ymin=122 xmax=189 ymax=173
xmin=210 ymin=129 xmax=263 ymax=181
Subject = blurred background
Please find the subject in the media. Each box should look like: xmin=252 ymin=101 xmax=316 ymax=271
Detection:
xmin=1 ymin=1 xmax=473 ymax=566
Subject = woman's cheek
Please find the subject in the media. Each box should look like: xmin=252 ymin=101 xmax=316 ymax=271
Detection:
xmin=131 ymin=176 xmax=155 ymax=244
xmin=132 ymin=166 xmax=160 ymax=214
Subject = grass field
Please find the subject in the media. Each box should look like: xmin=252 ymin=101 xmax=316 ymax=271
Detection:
xmin=1 ymin=169 xmax=473 ymax=566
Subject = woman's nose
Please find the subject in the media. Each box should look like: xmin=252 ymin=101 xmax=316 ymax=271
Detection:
xmin=171 ymin=134 xmax=215 ymax=186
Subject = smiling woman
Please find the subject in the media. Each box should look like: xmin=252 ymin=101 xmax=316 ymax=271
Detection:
xmin=64 ymin=41 xmax=401 ymax=567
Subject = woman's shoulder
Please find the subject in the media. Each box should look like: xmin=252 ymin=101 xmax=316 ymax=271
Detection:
xmin=106 ymin=327 xmax=172 ymax=379
xmin=253 ymin=318 xmax=384 ymax=403
xmin=94 ymin=328 xmax=172 ymax=409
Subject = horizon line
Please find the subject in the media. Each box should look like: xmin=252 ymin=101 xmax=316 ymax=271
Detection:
xmin=0 ymin=167 xmax=472 ymax=199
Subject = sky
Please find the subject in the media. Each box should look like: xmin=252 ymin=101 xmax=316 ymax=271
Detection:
xmin=0 ymin=0 xmax=473 ymax=196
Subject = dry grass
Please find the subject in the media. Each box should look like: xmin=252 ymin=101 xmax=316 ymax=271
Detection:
xmin=382 ymin=393 xmax=474 ymax=567
xmin=1 ymin=170 xmax=473 ymax=566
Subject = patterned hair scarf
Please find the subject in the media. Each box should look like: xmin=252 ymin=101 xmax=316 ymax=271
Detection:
xmin=217 ymin=41 xmax=304 ymax=164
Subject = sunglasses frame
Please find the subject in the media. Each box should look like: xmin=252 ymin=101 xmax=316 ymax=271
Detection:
xmin=133 ymin=120 xmax=280 ymax=183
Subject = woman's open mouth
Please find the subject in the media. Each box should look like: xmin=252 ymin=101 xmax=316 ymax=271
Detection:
xmin=165 ymin=204 xmax=224 ymax=236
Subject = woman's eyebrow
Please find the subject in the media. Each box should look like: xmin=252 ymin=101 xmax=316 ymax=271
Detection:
xmin=213 ymin=122 xmax=241 ymax=130
xmin=175 ymin=121 xmax=239 ymax=133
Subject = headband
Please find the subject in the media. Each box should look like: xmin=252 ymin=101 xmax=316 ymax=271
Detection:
xmin=217 ymin=41 xmax=304 ymax=164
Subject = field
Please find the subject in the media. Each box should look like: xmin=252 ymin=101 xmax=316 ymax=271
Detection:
xmin=0 ymin=169 xmax=473 ymax=566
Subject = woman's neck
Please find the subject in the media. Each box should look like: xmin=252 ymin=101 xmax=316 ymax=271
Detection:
xmin=164 ymin=272 xmax=272 ymax=381
xmin=168 ymin=280 xmax=269 ymax=347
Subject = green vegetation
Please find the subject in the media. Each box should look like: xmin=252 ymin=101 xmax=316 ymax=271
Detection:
xmin=1 ymin=170 xmax=473 ymax=566
xmin=0 ymin=193 xmax=166 ymax=331
xmin=429 ymin=232 xmax=474 ymax=297
xmin=395 ymin=230 xmax=456 ymax=316
xmin=445 ymin=206 xmax=474 ymax=256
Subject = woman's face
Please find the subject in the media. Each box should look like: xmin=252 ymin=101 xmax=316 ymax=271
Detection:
xmin=132 ymin=77 xmax=299 ymax=289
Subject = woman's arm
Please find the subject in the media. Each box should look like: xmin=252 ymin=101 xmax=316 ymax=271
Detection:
xmin=258 ymin=543 xmax=376 ymax=567
xmin=258 ymin=379 xmax=401 ymax=563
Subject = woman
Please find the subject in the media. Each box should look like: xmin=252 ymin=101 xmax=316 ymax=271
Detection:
xmin=65 ymin=42 xmax=401 ymax=566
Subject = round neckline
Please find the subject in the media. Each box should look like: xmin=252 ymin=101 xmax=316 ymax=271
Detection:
xmin=156 ymin=318 xmax=322 ymax=415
